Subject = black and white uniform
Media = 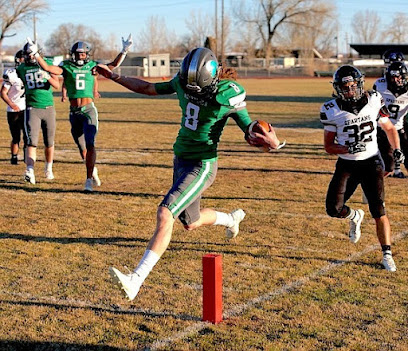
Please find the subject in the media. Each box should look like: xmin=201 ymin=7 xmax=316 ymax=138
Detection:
xmin=2 ymin=68 xmax=26 ymax=146
xmin=320 ymin=91 xmax=389 ymax=219
xmin=374 ymin=77 xmax=408 ymax=171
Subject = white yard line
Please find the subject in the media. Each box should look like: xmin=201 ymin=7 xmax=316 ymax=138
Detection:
xmin=148 ymin=230 xmax=407 ymax=350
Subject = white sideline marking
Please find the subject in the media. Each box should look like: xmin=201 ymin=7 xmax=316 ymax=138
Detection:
xmin=148 ymin=230 xmax=408 ymax=350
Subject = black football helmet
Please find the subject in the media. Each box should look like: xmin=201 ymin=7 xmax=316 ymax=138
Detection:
xmin=386 ymin=61 xmax=408 ymax=92
xmin=14 ymin=50 xmax=24 ymax=67
xmin=383 ymin=49 xmax=405 ymax=65
xmin=332 ymin=65 xmax=365 ymax=102
xmin=70 ymin=41 xmax=91 ymax=66
xmin=179 ymin=47 xmax=219 ymax=96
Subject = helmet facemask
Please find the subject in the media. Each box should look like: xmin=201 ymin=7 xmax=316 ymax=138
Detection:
xmin=333 ymin=65 xmax=364 ymax=102
xmin=70 ymin=42 xmax=91 ymax=66
xmin=386 ymin=62 xmax=408 ymax=92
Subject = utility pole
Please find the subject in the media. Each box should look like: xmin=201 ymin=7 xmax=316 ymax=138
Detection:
xmin=215 ymin=0 xmax=218 ymax=58
xmin=221 ymin=0 xmax=224 ymax=64
xmin=33 ymin=14 xmax=37 ymax=42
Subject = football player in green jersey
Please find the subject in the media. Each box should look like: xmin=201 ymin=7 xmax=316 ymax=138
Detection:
xmin=17 ymin=43 xmax=60 ymax=184
xmin=26 ymin=34 xmax=133 ymax=191
xmin=96 ymin=47 xmax=282 ymax=301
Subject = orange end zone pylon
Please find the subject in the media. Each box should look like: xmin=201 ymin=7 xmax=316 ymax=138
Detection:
xmin=202 ymin=254 xmax=223 ymax=323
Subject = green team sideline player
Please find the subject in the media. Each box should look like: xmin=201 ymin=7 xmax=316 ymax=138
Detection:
xmin=26 ymin=35 xmax=133 ymax=191
xmin=96 ymin=47 xmax=283 ymax=301
xmin=17 ymin=42 xmax=60 ymax=184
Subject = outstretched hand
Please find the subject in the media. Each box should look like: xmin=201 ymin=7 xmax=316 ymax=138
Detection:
xmin=26 ymin=37 xmax=40 ymax=57
xmin=121 ymin=33 xmax=133 ymax=53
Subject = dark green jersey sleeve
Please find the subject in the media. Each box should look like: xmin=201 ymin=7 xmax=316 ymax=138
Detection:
xmin=154 ymin=79 xmax=176 ymax=95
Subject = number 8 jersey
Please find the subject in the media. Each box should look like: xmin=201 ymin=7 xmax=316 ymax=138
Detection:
xmin=59 ymin=60 xmax=97 ymax=99
xmin=320 ymin=91 xmax=389 ymax=161
xmin=155 ymin=75 xmax=252 ymax=161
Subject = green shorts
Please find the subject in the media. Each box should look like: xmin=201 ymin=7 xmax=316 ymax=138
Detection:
xmin=160 ymin=156 xmax=217 ymax=225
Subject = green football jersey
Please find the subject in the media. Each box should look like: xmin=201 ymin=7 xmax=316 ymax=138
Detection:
xmin=16 ymin=59 xmax=55 ymax=108
xmin=155 ymin=76 xmax=252 ymax=160
xmin=60 ymin=60 xmax=97 ymax=99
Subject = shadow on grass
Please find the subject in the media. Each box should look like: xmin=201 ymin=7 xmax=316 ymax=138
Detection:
xmin=0 ymin=340 xmax=125 ymax=351
xmin=59 ymin=91 xmax=328 ymax=103
xmin=1 ymin=299 xmax=201 ymax=322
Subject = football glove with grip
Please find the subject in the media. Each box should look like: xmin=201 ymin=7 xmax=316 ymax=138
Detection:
xmin=348 ymin=142 xmax=366 ymax=154
xmin=121 ymin=34 xmax=133 ymax=54
xmin=26 ymin=37 xmax=40 ymax=58
xmin=393 ymin=148 xmax=405 ymax=164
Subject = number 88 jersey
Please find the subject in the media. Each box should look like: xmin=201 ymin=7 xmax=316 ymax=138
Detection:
xmin=59 ymin=59 xmax=97 ymax=99
xmin=320 ymin=91 xmax=388 ymax=161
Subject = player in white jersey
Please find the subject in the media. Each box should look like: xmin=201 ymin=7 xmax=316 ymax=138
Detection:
xmin=374 ymin=61 xmax=408 ymax=177
xmin=1 ymin=50 xmax=26 ymax=164
xmin=320 ymin=65 xmax=402 ymax=272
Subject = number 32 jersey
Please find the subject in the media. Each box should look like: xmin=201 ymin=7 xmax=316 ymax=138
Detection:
xmin=320 ymin=91 xmax=389 ymax=161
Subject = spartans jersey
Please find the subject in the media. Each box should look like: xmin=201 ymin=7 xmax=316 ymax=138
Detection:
xmin=373 ymin=77 xmax=408 ymax=130
xmin=155 ymin=75 xmax=252 ymax=160
xmin=59 ymin=60 xmax=97 ymax=99
xmin=16 ymin=59 xmax=54 ymax=108
xmin=2 ymin=68 xmax=26 ymax=112
xmin=320 ymin=91 xmax=389 ymax=161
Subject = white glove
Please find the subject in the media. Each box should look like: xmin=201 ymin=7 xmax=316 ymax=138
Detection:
xmin=26 ymin=37 xmax=40 ymax=58
xmin=39 ymin=70 xmax=51 ymax=81
xmin=121 ymin=33 xmax=133 ymax=54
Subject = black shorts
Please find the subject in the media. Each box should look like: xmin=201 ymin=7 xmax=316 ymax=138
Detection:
xmin=378 ymin=127 xmax=408 ymax=171
xmin=326 ymin=155 xmax=386 ymax=219
xmin=7 ymin=110 xmax=26 ymax=145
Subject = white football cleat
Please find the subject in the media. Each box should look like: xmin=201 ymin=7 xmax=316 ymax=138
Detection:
xmin=349 ymin=209 xmax=364 ymax=244
xmin=109 ymin=267 xmax=142 ymax=301
xmin=84 ymin=178 xmax=93 ymax=192
xmin=24 ymin=169 xmax=36 ymax=184
xmin=45 ymin=170 xmax=54 ymax=180
xmin=382 ymin=251 xmax=397 ymax=272
xmin=92 ymin=167 xmax=101 ymax=187
xmin=226 ymin=209 xmax=246 ymax=239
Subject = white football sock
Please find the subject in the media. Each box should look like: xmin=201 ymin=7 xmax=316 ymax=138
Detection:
xmin=213 ymin=211 xmax=234 ymax=227
xmin=133 ymin=250 xmax=160 ymax=281
xmin=45 ymin=162 xmax=53 ymax=171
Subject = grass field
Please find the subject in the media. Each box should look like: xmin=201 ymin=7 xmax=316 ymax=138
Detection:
xmin=0 ymin=77 xmax=407 ymax=351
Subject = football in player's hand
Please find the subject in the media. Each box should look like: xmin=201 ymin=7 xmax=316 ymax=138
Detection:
xmin=245 ymin=120 xmax=277 ymax=152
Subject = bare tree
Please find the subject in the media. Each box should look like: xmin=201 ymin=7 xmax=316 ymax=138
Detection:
xmin=185 ymin=10 xmax=212 ymax=48
xmin=0 ymin=0 xmax=48 ymax=51
xmin=383 ymin=13 xmax=408 ymax=44
xmin=137 ymin=15 xmax=173 ymax=54
xmin=46 ymin=23 xmax=103 ymax=59
xmin=233 ymin=0 xmax=334 ymax=60
xmin=280 ymin=2 xmax=336 ymax=56
xmin=351 ymin=10 xmax=384 ymax=43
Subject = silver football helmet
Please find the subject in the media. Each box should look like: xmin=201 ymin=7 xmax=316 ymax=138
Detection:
xmin=70 ymin=41 xmax=91 ymax=66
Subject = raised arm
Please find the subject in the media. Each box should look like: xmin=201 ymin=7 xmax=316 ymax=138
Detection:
xmin=95 ymin=64 xmax=158 ymax=95
xmin=26 ymin=38 xmax=63 ymax=75
xmin=107 ymin=33 xmax=133 ymax=70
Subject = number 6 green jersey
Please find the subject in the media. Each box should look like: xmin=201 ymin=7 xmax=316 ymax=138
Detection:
xmin=59 ymin=60 xmax=97 ymax=99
